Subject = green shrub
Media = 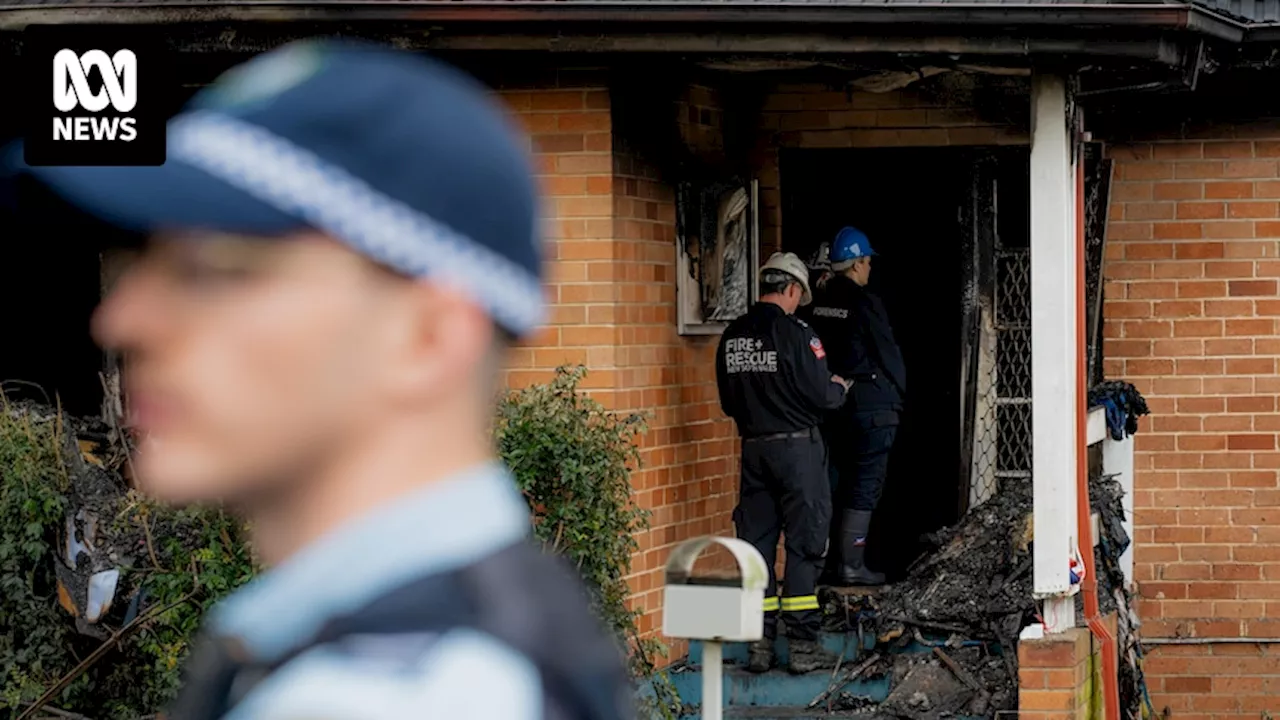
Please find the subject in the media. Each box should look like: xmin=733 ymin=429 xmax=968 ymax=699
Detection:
xmin=0 ymin=404 xmax=256 ymax=720
xmin=104 ymin=500 xmax=256 ymax=715
xmin=497 ymin=365 xmax=680 ymax=718
xmin=0 ymin=407 xmax=75 ymax=713
xmin=496 ymin=366 xmax=648 ymax=648
xmin=2 ymin=366 xmax=680 ymax=719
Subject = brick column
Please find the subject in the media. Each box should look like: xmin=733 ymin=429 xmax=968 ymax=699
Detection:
xmin=1018 ymin=614 xmax=1119 ymax=720
xmin=1018 ymin=628 xmax=1097 ymax=720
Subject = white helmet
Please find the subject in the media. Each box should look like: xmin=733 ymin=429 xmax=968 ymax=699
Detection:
xmin=760 ymin=252 xmax=813 ymax=306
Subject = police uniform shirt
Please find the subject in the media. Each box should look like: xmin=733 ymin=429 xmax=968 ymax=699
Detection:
xmin=204 ymin=463 xmax=546 ymax=719
xmin=805 ymin=275 xmax=907 ymax=410
xmin=716 ymin=302 xmax=847 ymax=438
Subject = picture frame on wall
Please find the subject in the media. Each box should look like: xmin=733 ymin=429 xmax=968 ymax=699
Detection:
xmin=676 ymin=178 xmax=760 ymax=336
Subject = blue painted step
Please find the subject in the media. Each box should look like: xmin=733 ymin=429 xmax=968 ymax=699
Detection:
xmin=665 ymin=664 xmax=890 ymax=713
xmin=687 ymin=631 xmax=988 ymax=668
xmin=679 ymin=708 xmax=987 ymax=719
xmin=652 ymin=631 xmax=999 ymax=718
xmin=688 ymin=632 xmax=873 ymax=667
xmin=691 ymin=707 xmax=880 ymax=712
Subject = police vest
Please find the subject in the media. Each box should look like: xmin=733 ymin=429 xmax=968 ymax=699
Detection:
xmin=168 ymin=541 xmax=635 ymax=720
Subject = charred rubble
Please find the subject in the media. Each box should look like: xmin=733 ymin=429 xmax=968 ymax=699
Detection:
xmin=814 ymin=465 xmax=1150 ymax=719
xmin=1 ymin=400 xmax=254 ymax=719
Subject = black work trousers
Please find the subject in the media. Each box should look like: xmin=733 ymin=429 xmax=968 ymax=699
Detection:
xmin=733 ymin=429 xmax=830 ymax=641
xmin=828 ymin=410 xmax=899 ymax=512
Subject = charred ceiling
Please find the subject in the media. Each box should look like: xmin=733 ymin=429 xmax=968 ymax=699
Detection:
xmin=610 ymin=62 xmax=764 ymax=187
xmin=1085 ymin=63 xmax=1280 ymax=139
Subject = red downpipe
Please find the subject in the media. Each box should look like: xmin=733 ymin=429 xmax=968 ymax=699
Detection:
xmin=1076 ymin=147 xmax=1122 ymax=720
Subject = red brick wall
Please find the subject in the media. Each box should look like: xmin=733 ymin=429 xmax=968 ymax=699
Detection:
xmin=499 ymin=81 xmax=739 ymax=649
xmin=499 ymin=85 xmax=616 ymax=388
xmin=1104 ymin=132 xmax=1280 ymax=717
xmin=611 ymin=119 xmax=739 ymax=642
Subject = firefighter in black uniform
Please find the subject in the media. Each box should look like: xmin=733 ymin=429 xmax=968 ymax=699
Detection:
xmin=807 ymin=227 xmax=907 ymax=587
xmin=716 ymin=252 xmax=850 ymax=675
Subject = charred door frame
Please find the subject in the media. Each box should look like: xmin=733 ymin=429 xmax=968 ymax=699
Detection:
xmin=957 ymin=147 xmax=1035 ymax=518
xmin=957 ymin=153 xmax=998 ymax=518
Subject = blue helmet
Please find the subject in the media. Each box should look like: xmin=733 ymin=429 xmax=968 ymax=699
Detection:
xmin=830 ymin=226 xmax=876 ymax=267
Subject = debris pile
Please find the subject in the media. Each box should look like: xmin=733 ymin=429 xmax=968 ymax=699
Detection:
xmin=817 ymin=468 xmax=1149 ymax=719
xmin=14 ymin=401 xmax=162 ymax=640
xmin=868 ymin=479 xmax=1036 ymax=640
xmin=1 ymin=400 xmax=254 ymax=719
xmin=880 ymin=651 xmax=980 ymax=719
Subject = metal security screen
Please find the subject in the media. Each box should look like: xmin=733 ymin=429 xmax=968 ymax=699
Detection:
xmin=995 ymin=248 xmax=1033 ymax=481
xmin=965 ymin=152 xmax=1033 ymax=511
xmin=966 ymin=144 xmax=1109 ymax=512
xmin=969 ymin=237 xmax=1032 ymax=508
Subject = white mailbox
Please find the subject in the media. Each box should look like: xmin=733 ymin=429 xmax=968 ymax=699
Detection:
xmin=662 ymin=536 xmax=769 ymax=642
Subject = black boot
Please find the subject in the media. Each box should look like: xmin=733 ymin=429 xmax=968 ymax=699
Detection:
xmin=787 ymin=638 xmax=838 ymax=674
xmin=838 ymin=510 xmax=886 ymax=586
xmin=746 ymin=637 xmax=775 ymax=673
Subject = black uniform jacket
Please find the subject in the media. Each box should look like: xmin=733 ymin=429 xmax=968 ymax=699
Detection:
xmin=802 ymin=274 xmax=906 ymax=413
xmin=716 ymin=302 xmax=847 ymax=438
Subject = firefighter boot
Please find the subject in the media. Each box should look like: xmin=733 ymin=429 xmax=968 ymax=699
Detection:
xmin=787 ymin=639 xmax=838 ymax=675
xmin=746 ymin=638 xmax=775 ymax=673
xmin=838 ymin=510 xmax=886 ymax=586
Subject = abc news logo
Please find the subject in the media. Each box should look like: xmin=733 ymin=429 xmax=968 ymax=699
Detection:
xmin=53 ymin=49 xmax=139 ymax=142
xmin=22 ymin=26 xmax=169 ymax=166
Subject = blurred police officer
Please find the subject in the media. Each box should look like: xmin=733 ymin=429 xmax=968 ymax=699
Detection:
xmin=716 ymin=252 xmax=849 ymax=675
xmin=806 ymin=227 xmax=906 ymax=587
xmin=7 ymin=41 xmax=631 ymax=720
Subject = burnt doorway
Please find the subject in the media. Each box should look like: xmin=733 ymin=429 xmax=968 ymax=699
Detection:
xmin=0 ymin=177 xmax=134 ymax=417
xmin=780 ymin=146 xmax=1027 ymax=579
xmin=0 ymin=53 xmax=197 ymax=418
